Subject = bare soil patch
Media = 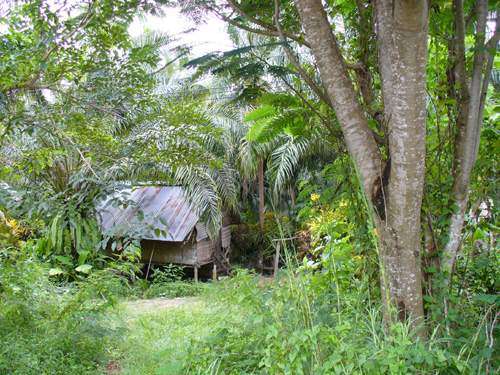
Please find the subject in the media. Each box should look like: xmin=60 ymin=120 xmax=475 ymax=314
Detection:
xmin=123 ymin=297 xmax=199 ymax=315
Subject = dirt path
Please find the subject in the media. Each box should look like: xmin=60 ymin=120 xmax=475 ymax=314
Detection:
xmin=123 ymin=296 xmax=199 ymax=315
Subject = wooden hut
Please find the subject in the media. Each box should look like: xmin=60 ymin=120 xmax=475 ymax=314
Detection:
xmin=98 ymin=186 xmax=231 ymax=279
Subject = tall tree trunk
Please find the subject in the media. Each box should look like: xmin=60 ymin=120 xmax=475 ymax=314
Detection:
xmin=258 ymin=159 xmax=265 ymax=231
xmin=444 ymin=1 xmax=498 ymax=272
xmin=374 ymin=0 xmax=429 ymax=335
xmin=257 ymin=159 xmax=265 ymax=271
xmin=295 ymin=0 xmax=427 ymax=335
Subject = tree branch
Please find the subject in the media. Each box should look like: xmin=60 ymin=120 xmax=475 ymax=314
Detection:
xmin=294 ymin=0 xmax=381 ymax=194
xmin=226 ymin=0 xmax=310 ymax=48
xmin=272 ymin=0 xmax=331 ymax=108
xmin=151 ymin=51 xmax=188 ymax=75
xmin=206 ymin=3 xmax=302 ymax=46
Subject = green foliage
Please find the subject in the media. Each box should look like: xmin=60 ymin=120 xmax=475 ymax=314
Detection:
xmin=0 ymin=0 xmax=155 ymax=91
xmin=143 ymin=281 xmax=207 ymax=299
xmin=152 ymin=264 xmax=185 ymax=283
xmin=231 ymin=211 xmax=294 ymax=266
xmin=0 ymin=209 xmax=30 ymax=248
xmin=244 ymin=93 xmax=311 ymax=142
xmin=296 ymin=157 xmax=375 ymax=262
xmin=116 ymin=265 xmax=496 ymax=374
xmin=0 ymin=253 xmax=127 ymax=374
xmin=240 ymin=91 xmax=337 ymax=203
xmin=454 ymin=214 xmax=499 ymax=296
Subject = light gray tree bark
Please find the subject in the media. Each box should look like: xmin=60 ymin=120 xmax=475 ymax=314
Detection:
xmin=373 ymin=0 xmax=428 ymax=332
xmin=444 ymin=1 xmax=499 ymax=273
xmin=295 ymin=0 xmax=428 ymax=335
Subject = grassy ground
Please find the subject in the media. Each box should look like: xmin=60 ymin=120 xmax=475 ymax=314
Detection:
xmin=106 ymin=269 xmax=497 ymax=375
xmin=112 ymin=298 xmax=212 ymax=374
xmin=0 ymin=257 xmax=209 ymax=375
xmin=3 ymin=260 xmax=493 ymax=374
xmin=110 ymin=283 xmax=260 ymax=375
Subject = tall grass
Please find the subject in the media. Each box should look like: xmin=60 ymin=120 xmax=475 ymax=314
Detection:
xmin=115 ymin=227 xmax=496 ymax=374
xmin=0 ymin=256 xmax=125 ymax=374
xmin=1 ymin=240 xmax=495 ymax=374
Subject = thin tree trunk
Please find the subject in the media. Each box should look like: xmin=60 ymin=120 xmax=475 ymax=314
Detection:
xmin=258 ymin=159 xmax=265 ymax=231
xmin=444 ymin=1 xmax=497 ymax=272
xmin=257 ymin=159 xmax=265 ymax=271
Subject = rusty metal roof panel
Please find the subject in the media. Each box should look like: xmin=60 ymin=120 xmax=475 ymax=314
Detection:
xmin=98 ymin=186 xmax=199 ymax=242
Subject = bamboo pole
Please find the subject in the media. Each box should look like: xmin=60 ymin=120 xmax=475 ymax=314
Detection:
xmin=273 ymin=241 xmax=280 ymax=277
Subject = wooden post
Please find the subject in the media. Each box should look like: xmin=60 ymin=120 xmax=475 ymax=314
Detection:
xmin=212 ymin=263 xmax=217 ymax=281
xmin=273 ymin=241 xmax=280 ymax=277
xmin=145 ymin=247 xmax=155 ymax=280
xmin=194 ymin=265 xmax=198 ymax=283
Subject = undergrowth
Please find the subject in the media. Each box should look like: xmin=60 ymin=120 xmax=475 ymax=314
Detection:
xmin=1 ymin=247 xmax=496 ymax=374
xmin=0 ymin=256 xmax=125 ymax=374
xmin=117 ymin=266 xmax=498 ymax=374
xmin=0 ymin=250 xmax=207 ymax=374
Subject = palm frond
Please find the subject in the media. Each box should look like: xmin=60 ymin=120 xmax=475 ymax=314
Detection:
xmin=174 ymin=166 xmax=222 ymax=238
xmin=267 ymin=133 xmax=335 ymax=198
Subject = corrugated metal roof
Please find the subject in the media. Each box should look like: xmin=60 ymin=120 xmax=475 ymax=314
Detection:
xmin=98 ymin=186 xmax=199 ymax=242
xmin=195 ymin=222 xmax=209 ymax=241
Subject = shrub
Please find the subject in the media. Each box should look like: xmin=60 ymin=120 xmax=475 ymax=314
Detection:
xmin=0 ymin=255 xmax=125 ymax=374
xmin=195 ymin=268 xmax=497 ymax=373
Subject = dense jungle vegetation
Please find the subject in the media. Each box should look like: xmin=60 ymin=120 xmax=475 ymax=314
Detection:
xmin=0 ymin=0 xmax=498 ymax=373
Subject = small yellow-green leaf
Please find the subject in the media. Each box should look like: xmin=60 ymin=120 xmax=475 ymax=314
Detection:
xmin=75 ymin=264 xmax=93 ymax=274
xmin=48 ymin=267 xmax=64 ymax=276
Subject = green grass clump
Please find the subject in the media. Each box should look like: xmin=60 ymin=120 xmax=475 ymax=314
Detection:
xmin=142 ymin=280 xmax=207 ymax=299
xmin=0 ymin=258 xmax=125 ymax=374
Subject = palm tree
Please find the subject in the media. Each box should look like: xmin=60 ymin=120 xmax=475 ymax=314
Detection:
xmin=124 ymin=30 xmax=338 ymax=244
